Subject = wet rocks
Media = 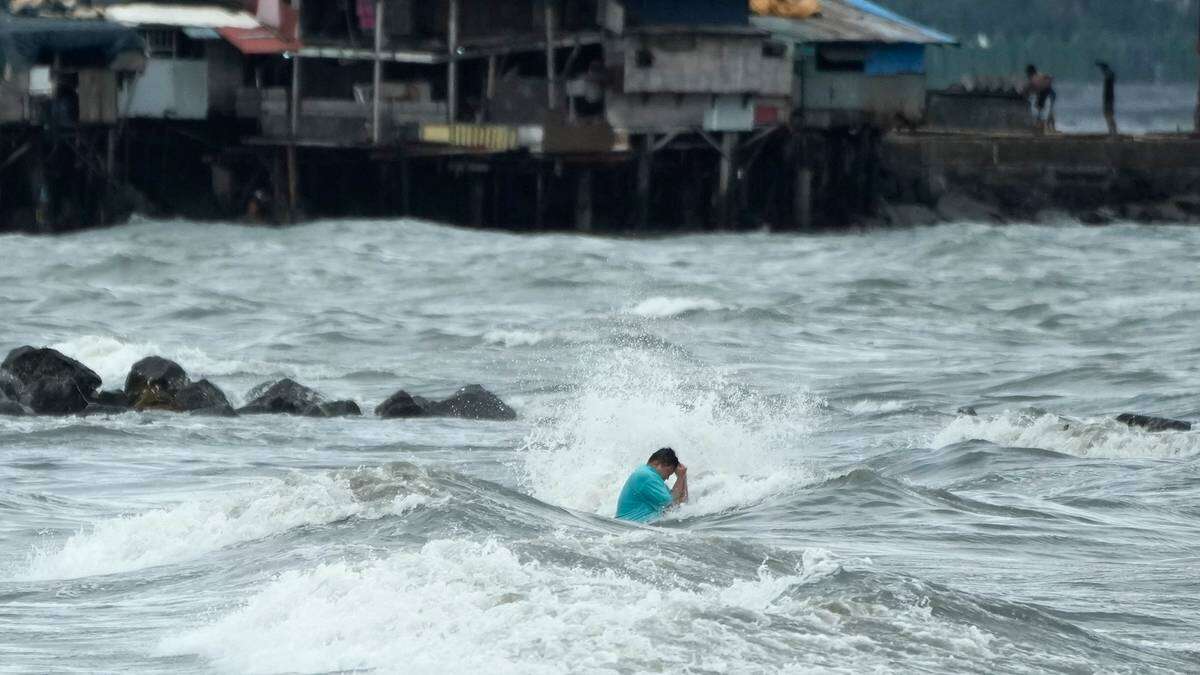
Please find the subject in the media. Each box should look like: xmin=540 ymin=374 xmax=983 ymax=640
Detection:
xmin=0 ymin=389 xmax=28 ymax=416
xmin=177 ymin=379 xmax=235 ymax=416
xmin=1 ymin=346 xmax=101 ymax=414
xmin=375 ymin=390 xmax=427 ymax=419
xmin=376 ymin=385 xmax=516 ymax=421
xmin=238 ymin=378 xmax=327 ymax=417
xmin=319 ymin=400 xmax=362 ymax=417
xmin=426 ymin=385 xmax=516 ymax=420
xmin=125 ymin=356 xmax=189 ymax=410
xmin=956 ymin=406 xmax=978 ymax=417
xmin=1115 ymin=413 xmax=1191 ymax=433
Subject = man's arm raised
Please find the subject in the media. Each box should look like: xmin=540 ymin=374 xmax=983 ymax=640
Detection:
xmin=671 ymin=464 xmax=688 ymax=505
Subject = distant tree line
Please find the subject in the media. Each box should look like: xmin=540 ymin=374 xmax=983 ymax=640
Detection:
xmin=881 ymin=0 xmax=1200 ymax=83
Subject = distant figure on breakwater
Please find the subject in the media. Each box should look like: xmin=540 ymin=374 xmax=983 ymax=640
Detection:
xmin=1095 ymin=61 xmax=1118 ymax=136
xmin=615 ymin=447 xmax=689 ymax=523
xmin=1023 ymin=64 xmax=1057 ymax=133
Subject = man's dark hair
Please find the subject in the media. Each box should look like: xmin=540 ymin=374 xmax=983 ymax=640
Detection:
xmin=647 ymin=447 xmax=679 ymax=469
xmin=1026 ymin=64 xmax=1037 ymax=76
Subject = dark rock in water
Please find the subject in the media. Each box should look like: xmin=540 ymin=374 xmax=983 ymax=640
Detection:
xmin=1115 ymin=413 xmax=1191 ymax=432
xmin=375 ymin=390 xmax=427 ymax=419
xmin=125 ymin=356 xmax=189 ymax=410
xmin=320 ymin=400 xmax=362 ymax=417
xmin=24 ymin=377 xmax=91 ymax=415
xmin=956 ymin=406 xmax=977 ymax=417
xmin=79 ymin=403 xmax=131 ymax=417
xmin=426 ymin=385 xmax=516 ymax=421
xmin=176 ymin=379 xmax=234 ymax=415
xmin=0 ymin=370 xmax=21 ymax=401
xmin=95 ymin=390 xmax=131 ymax=408
xmin=238 ymin=378 xmax=325 ymax=416
xmin=0 ymin=389 xmax=28 ymax=416
xmin=1 ymin=346 xmax=101 ymax=413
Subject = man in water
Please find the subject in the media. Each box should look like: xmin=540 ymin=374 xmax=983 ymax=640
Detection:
xmin=1096 ymin=61 xmax=1117 ymax=136
xmin=615 ymin=447 xmax=688 ymax=522
xmin=1023 ymin=64 xmax=1056 ymax=133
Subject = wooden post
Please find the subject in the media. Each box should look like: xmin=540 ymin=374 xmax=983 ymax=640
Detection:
xmin=371 ymin=0 xmax=384 ymax=144
xmin=470 ymin=171 xmax=485 ymax=226
xmin=290 ymin=0 xmax=303 ymax=137
xmin=544 ymin=0 xmax=557 ymax=110
xmin=717 ymin=132 xmax=736 ymax=228
xmin=575 ymin=168 xmax=593 ymax=231
xmin=486 ymin=55 xmax=498 ymax=101
xmin=447 ymin=0 xmax=459 ymax=123
xmin=286 ymin=144 xmax=298 ymax=223
xmin=399 ymin=158 xmax=412 ymax=216
xmin=636 ymin=135 xmax=653 ymax=228
xmin=1195 ymin=8 xmax=1200 ymax=133
xmin=535 ymin=165 xmax=547 ymax=228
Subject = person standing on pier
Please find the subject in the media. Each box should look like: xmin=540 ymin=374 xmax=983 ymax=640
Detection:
xmin=1096 ymin=62 xmax=1118 ymax=136
xmin=1023 ymin=65 xmax=1057 ymax=133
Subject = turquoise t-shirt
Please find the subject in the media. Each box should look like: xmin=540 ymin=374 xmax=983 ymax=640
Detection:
xmin=615 ymin=464 xmax=673 ymax=522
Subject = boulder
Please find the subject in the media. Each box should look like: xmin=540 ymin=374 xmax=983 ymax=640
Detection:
xmin=426 ymin=385 xmax=516 ymax=421
xmin=125 ymin=356 xmax=189 ymax=410
xmin=79 ymin=403 xmax=132 ymax=417
xmin=0 ymin=389 xmax=28 ymax=416
xmin=1 ymin=346 xmax=101 ymax=413
xmin=238 ymin=378 xmax=325 ymax=416
xmin=320 ymin=400 xmax=362 ymax=417
xmin=375 ymin=390 xmax=427 ymax=419
xmin=177 ymin=379 xmax=235 ymax=416
xmin=1115 ymin=413 xmax=1191 ymax=432
xmin=24 ymin=377 xmax=91 ymax=415
xmin=956 ymin=406 xmax=978 ymax=417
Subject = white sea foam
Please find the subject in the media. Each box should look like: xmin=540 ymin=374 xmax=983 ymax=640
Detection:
xmin=157 ymin=540 xmax=1006 ymax=674
xmin=932 ymin=410 xmax=1200 ymax=459
xmin=521 ymin=346 xmax=820 ymax=519
xmin=847 ymin=399 xmax=909 ymax=415
xmin=482 ymin=329 xmax=558 ymax=347
xmin=49 ymin=335 xmax=253 ymax=391
xmin=11 ymin=469 xmax=438 ymax=581
xmin=626 ymin=296 xmax=728 ymax=318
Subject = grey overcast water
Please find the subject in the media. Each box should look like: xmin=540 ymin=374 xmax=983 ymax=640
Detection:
xmin=2 ymin=217 xmax=1200 ymax=674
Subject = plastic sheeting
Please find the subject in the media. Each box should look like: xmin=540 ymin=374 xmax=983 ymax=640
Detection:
xmin=750 ymin=0 xmax=819 ymax=19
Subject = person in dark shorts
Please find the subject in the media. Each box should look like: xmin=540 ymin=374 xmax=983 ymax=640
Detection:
xmin=1024 ymin=64 xmax=1057 ymax=133
xmin=1096 ymin=62 xmax=1117 ymax=136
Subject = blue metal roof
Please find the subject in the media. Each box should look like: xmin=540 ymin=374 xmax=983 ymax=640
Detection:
xmin=842 ymin=0 xmax=956 ymax=45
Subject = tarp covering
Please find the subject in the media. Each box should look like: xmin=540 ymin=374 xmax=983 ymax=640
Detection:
xmin=217 ymin=25 xmax=294 ymax=54
xmin=0 ymin=13 xmax=143 ymax=69
xmin=751 ymin=0 xmax=955 ymax=45
xmin=750 ymin=0 xmax=819 ymax=19
xmin=864 ymin=42 xmax=924 ymax=75
xmin=103 ymin=4 xmax=259 ymax=29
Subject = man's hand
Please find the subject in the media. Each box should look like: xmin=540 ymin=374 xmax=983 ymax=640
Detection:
xmin=675 ymin=463 xmax=687 ymax=478
xmin=671 ymin=463 xmax=688 ymax=506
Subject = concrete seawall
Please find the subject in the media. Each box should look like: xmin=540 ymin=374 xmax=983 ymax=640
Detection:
xmin=879 ymin=133 xmax=1200 ymax=226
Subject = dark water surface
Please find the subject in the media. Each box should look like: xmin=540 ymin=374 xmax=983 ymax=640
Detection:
xmin=2 ymin=220 xmax=1199 ymax=673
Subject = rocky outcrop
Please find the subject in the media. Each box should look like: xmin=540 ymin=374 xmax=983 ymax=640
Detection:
xmin=1116 ymin=413 xmax=1191 ymax=432
xmin=376 ymin=385 xmax=516 ymax=421
xmin=1 ymin=346 xmax=101 ymax=414
xmin=121 ymin=357 xmax=234 ymax=415
xmin=238 ymin=378 xmax=327 ymax=416
xmin=375 ymin=390 xmax=427 ymax=419
xmin=177 ymin=379 xmax=235 ymax=416
xmin=125 ymin=356 xmax=189 ymax=410
xmin=426 ymin=385 xmax=516 ymax=420
xmin=0 ymin=389 xmax=28 ymax=416
xmin=319 ymin=400 xmax=362 ymax=417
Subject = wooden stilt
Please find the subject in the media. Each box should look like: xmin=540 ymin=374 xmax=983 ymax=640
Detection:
xmin=447 ymin=0 xmax=459 ymax=123
xmin=286 ymin=144 xmax=298 ymax=223
xmin=470 ymin=171 xmax=485 ymax=226
xmin=636 ymin=136 xmax=652 ymax=229
xmin=575 ymin=168 xmax=593 ymax=231
xmin=717 ymin=132 xmax=736 ymax=228
xmin=535 ymin=165 xmax=547 ymax=229
xmin=399 ymin=158 xmax=411 ymax=216
xmin=796 ymin=166 xmax=813 ymax=230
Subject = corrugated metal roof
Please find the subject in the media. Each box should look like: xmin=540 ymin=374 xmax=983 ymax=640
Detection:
xmin=103 ymin=3 xmax=259 ymax=29
xmin=751 ymin=0 xmax=956 ymax=45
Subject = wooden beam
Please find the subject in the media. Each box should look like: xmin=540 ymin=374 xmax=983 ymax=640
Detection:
xmin=544 ymin=0 xmax=557 ymax=110
xmin=575 ymin=168 xmax=592 ymax=231
xmin=290 ymin=0 xmax=303 ymax=137
xmin=371 ymin=0 xmax=384 ymax=144
xmin=447 ymin=0 xmax=459 ymax=123
xmin=717 ymin=132 xmax=737 ymax=228
xmin=636 ymin=134 xmax=653 ymax=228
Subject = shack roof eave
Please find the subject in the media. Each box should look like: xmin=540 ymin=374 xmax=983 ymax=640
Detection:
xmin=622 ymin=24 xmax=769 ymax=38
xmin=298 ymin=30 xmax=604 ymax=64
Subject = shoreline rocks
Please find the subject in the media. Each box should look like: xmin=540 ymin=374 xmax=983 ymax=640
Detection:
xmin=1115 ymin=413 xmax=1192 ymax=433
xmin=0 ymin=345 xmax=520 ymax=422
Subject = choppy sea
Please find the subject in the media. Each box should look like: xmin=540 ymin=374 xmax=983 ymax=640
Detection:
xmin=2 ymin=219 xmax=1199 ymax=673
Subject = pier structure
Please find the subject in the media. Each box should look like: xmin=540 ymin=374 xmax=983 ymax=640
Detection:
xmin=6 ymin=0 xmax=1198 ymax=232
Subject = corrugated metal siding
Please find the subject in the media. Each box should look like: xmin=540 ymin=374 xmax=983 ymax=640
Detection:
xmin=751 ymin=0 xmax=955 ymax=45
